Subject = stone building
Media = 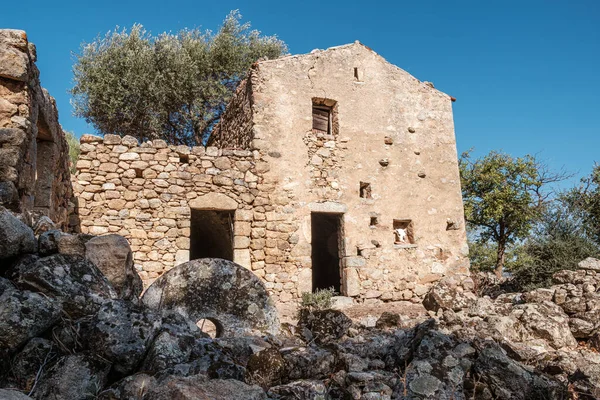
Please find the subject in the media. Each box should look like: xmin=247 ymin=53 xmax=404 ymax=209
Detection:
xmin=72 ymin=42 xmax=469 ymax=305
xmin=0 ymin=30 xmax=71 ymax=228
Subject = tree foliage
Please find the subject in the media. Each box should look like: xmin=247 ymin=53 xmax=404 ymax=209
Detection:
xmin=64 ymin=131 xmax=80 ymax=173
xmin=564 ymin=164 xmax=600 ymax=245
xmin=511 ymin=199 xmax=600 ymax=289
xmin=460 ymin=150 xmax=568 ymax=277
xmin=71 ymin=11 xmax=286 ymax=145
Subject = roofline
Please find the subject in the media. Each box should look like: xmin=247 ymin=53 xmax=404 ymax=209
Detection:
xmin=255 ymin=41 xmax=454 ymax=100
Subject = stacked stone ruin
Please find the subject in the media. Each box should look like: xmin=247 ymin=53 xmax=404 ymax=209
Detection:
xmin=0 ymin=30 xmax=71 ymax=228
xmin=73 ymin=42 xmax=471 ymax=306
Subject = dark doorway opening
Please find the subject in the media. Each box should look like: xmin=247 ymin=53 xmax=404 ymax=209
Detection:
xmin=190 ymin=209 xmax=234 ymax=261
xmin=311 ymin=212 xmax=343 ymax=293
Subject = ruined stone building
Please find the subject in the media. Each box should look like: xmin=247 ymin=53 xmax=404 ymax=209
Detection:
xmin=72 ymin=42 xmax=470 ymax=305
xmin=0 ymin=30 xmax=72 ymax=229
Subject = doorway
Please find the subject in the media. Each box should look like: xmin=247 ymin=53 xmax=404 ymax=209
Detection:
xmin=311 ymin=212 xmax=343 ymax=293
xmin=190 ymin=209 xmax=234 ymax=261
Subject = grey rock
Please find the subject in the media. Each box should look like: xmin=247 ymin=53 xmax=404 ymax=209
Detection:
xmin=145 ymin=375 xmax=266 ymax=400
xmin=283 ymin=347 xmax=336 ymax=380
xmin=4 ymin=338 xmax=57 ymax=393
xmin=84 ymin=234 xmax=142 ymax=301
xmin=422 ymin=279 xmax=477 ymax=312
xmin=142 ymin=312 xmax=203 ymax=374
xmin=268 ymin=380 xmax=328 ymax=400
xmin=473 ymin=345 xmax=567 ymax=400
xmin=0 ymin=181 xmax=18 ymax=207
xmin=57 ymin=233 xmax=92 ymax=256
xmin=32 ymin=216 xmax=56 ymax=235
xmin=142 ymin=258 xmax=279 ymax=336
xmin=9 ymin=254 xmax=116 ymax=318
xmin=247 ymin=348 xmax=286 ymax=387
xmin=37 ymin=229 xmax=62 ymax=256
xmin=81 ymin=300 xmax=161 ymax=376
xmin=298 ymin=309 xmax=352 ymax=344
xmin=0 ymin=389 xmax=34 ymax=400
xmin=578 ymin=257 xmax=600 ymax=272
xmin=512 ymin=301 xmax=577 ymax=349
xmin=0 ymin=207 xmax=36 ymax=261
xmin=0 ymin=278 xmax=61 ymax=355
xmin=96 ymin=373 xmax=157 ymax=400
xmin=32 ymin=354 xmax=111 ymax=400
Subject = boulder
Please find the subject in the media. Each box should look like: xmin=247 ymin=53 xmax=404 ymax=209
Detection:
xmin=0 ymin=207 xmax=36 ymax=261
xmin=0 ymin=390 xmax=34 ymax=400
xmin=80 ymin=300 xmax=161 ymax=376
xmin=247 ymin=348 xmax=286 ymax=387
xmin=9 ymin=254 xmax=116 ymax=318
xmin=84 ymin=234 xmax=142 ymax=301
xmin=4 ymin=338 xmax=57 ymax=392
xmin=96 ymin=373 xmax=157 ymax=400
xmin=579 ymin=257 xmax=600 ymax=272
xmin=32 ymin=354 xmax=111 ymax=400
xmin=268 ymin=380 xmax=328 ymax=399
xmin=32 ymin=216 xmax=56 ymax=235
xmin=511 ymin=301 xmax=577 ymax=349
xmin=283 ymin=347 xmax=337 ymax=380
xmin=37 ymin=229 xmax=62 ymax=256
xmin=142 ymin=258 xmax=279 ymax=336
xmin=144 ymin=375 xmax=266 ymax=400
xmin=422 ymin=279 xmax=477 ymax=312
xmin=57 ymin=233 xmax=92 ymax=256
xmin=298 ymin=309 xmax=352 ymax=344
xmin=142 ymin=312 xmax=203 ymax=374
xmin=473 ymin=345 xmax=567 ymax=400
xmin=0 ymin=278 xmax=61 ymax=355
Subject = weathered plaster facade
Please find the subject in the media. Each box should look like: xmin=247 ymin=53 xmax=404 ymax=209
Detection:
xmin=73 ymin=42 xmax=469 ymax=305
xmin=0 ymin=30 xmax=72 ymax=228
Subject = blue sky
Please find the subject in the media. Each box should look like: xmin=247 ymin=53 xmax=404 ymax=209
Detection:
xmin=2 ymin=0 xmax=598 ymax=186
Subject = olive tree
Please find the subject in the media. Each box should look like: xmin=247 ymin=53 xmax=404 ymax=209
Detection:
xmin=71 ymin=11 xmax=286 ymax=145
xmin=460 ymin=150 xmax=568 ymax=278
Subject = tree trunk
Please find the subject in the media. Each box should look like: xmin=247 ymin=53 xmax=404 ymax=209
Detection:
xmin=495 ymin=242 xmax=506 ymax=279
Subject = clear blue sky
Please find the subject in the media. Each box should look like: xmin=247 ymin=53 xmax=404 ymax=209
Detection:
xmin=2 ymin=0 xmax=598 ymax=186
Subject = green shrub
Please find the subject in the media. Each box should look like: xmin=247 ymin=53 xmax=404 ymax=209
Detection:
xmin=298 ymin=287 xmax=335 ymax=315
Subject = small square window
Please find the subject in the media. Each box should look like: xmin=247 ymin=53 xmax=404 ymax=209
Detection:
xmin=370 ymin=216 xmax=378 ymax=227
xmin=393 ymin=219 xmax=415 ymax=245
xmin=360 ymin=182 xmax=372 ymax=198
xmin=312 ymin=105 xmax=332 ymax=135
xmin=179 ymin=154 xmax=190 ymax=164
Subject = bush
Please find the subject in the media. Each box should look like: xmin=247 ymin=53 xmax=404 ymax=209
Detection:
xmin=298 ymin=287 xmax=335 ymax=315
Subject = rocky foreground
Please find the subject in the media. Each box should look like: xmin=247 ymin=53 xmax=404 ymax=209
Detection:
xmin=0 ymin=208 xmax=599 ymax=399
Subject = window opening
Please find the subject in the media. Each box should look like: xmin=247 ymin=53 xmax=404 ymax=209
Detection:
xmin=393 ymin=219 xmax=415 ymax=245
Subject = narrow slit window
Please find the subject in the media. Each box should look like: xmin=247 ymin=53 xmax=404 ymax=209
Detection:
xmin=354 ymin=67 xmax=359 ymax=80
xmin=359 ymin=182 xmax=372 ymax=199
xmin=312 ymin=105 xmax=332 ymax=135
xmin=393 ymin=220 xmax=415 ymax=245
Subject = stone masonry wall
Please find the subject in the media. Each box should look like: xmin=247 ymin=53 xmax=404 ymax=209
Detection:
xmin=72 ymin=135 xmax=291 ymax=292
xmin=208 ymin=78 xmax=254 ymax=149
xmin=0 ymin=30 xmax=71 ymax=227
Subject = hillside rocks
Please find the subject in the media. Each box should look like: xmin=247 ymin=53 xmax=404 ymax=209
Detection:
xmin=424 ymin=262 xmax=600 ymax=397
xmin=1 ymin=203 xmax=599 ymax=398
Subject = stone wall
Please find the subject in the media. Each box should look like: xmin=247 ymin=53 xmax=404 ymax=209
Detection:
xmin=208 ymin=78 xmax=254 ymax=149
xmin=0 ymin=30 xmax=71 ymax=228
xmin=72 ymin=135 xmax=277 ymax=287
